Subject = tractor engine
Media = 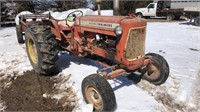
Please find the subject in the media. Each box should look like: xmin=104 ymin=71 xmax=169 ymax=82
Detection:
xmin=92 ymin=34 xmax=116 ymax=53
xmin=74 ymin=15 xmax=147 ymax=71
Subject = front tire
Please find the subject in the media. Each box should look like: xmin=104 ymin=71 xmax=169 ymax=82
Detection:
xmin=82 ymin=74 xmax=116 ymax=111
xmin=25 ymin=22 xmax=59 ymax=75
xmin=142 ymin=53 xmax=169 ymax=85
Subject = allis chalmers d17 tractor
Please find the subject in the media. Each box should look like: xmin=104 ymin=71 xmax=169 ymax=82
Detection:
xmin=16 ymin=10 xmax=169 ymax=111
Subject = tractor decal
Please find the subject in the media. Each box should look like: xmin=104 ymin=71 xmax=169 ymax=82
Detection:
xmin=80 ymin=20 xmax=120 ymax=30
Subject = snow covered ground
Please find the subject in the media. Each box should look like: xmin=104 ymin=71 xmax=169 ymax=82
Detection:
xmin=0 ymin=21 xmax=200 ymax=112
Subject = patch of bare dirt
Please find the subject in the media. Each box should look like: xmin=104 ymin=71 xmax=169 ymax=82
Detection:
xmin=0 ymin=70 xmax=78 ymax=111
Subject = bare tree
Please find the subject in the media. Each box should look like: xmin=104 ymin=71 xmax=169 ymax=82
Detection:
xmin=91 ymin=0 xmax=113 ymax=10
xmin=1 ymin=0 xmax=16 ymax=22
xmin=55 ymin=0 xmax=88 ymax=11
xmin=15 ymin=1 xmax=35 ymax=13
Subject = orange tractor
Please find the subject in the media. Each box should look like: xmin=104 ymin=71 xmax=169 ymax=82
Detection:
xmin=16 ymin=10 xmax=169 ymax=111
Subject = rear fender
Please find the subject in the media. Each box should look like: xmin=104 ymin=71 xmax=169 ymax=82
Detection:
xmin=42 ymin=19 xmax=62 ymax=40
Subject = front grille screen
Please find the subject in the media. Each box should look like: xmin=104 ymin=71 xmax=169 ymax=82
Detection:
xmin=125 ymin=27 xmax=146 ymax=60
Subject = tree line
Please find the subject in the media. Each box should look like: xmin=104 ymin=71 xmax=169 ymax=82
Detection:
xmin=1 ymin=0 xmax=152 ymax=22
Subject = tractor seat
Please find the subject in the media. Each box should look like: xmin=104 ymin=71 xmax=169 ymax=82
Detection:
xmin=58 ymin=20 xmax=74 ymax=27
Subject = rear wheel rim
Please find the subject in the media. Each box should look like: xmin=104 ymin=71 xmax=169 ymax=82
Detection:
xmin=85 ymin=86 xmax=103 ymax=110
xmin=27 ymin=38 xmax=38 ymax=64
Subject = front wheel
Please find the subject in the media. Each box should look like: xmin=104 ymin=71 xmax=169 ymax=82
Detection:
xmin=82 ymin=74 xmax=116 ymax=111
xmin=142 ymin=53 xmax=169 ymax=85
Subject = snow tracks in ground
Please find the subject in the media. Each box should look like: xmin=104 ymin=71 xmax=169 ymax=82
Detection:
xmin=192 ymin=71 xmax=200 ymax=112
xmin=137 ymin=74 xmax=199 ymax=112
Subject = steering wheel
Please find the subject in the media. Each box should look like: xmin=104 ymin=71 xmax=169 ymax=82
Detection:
xmin=66 ymin=10 xmax=83 ymax=22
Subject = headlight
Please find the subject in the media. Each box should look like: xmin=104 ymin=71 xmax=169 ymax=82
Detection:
xmin=114 ymin=26 xmax=122 ymax=36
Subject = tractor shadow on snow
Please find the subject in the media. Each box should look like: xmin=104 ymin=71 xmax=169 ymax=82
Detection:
xmin=57 ymin=52 xmax=142 ymax=91
xmin=112 ymin=74 xmax=142 ymax=91
xmin=57 ymin=52 xmax=104 ymax=71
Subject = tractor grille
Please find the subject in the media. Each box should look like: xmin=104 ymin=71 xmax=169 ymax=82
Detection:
xmin=125 ymin=27 xmax=146 ymax=60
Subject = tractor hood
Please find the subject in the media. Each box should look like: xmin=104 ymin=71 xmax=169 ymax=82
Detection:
xmin=76 ymin=15 xmax=146 ymax=33
xmin=76 ymin=15 xmax=125 ymax=31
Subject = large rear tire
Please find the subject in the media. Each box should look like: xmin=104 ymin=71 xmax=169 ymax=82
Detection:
xmin=142 ymin=53 xmax=169 ymax=85
xmin=16 ymin=25 xmax=24 ymax=44
xmin=82 ymin=74 xmax=116 ymax=111
xmin=25 ymin=22 xmax=59 ymax=75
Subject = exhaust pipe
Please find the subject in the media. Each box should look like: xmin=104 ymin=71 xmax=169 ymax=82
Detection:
xmin=96 ymin=0 xmax=102 ymax=15
xmin=113 ymin=0 xmax=119 ymax=15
